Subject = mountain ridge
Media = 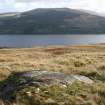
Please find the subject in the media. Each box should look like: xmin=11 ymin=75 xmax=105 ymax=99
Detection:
xmin=0 ymin=8 xmax=105 ymax=34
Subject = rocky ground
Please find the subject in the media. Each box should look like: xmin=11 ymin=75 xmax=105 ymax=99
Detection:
xmin=0 ymin=70 xmax=105 ymax=105
xmin=0 ymin=70 xmax=93 ymax=101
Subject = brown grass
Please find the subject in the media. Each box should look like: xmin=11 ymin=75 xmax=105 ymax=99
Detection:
xmin=1 ymin=44 xmax=105 ymax=105
xmin=0 ymin=44 xmax=105 ymax=80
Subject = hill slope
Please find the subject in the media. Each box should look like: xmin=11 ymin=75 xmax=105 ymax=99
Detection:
xmin=0 ymin=8 xmax=105 ymax=34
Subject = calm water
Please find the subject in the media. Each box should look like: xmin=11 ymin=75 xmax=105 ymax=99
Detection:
xmin=0 ymin=34 xmax=105 ymax=48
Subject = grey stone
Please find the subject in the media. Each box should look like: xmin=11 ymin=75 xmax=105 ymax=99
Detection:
xmin=0 ymin=70 xmax=93 ymax=101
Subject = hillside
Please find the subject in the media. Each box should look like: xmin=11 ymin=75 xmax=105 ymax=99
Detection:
xmin=0 ymin=8 xmax=105 ymax=34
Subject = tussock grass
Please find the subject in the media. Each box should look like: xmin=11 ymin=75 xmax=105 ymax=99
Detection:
xmin=1 ymin=44 xmax=105 ymax=104
xmin=0 ymin=44 xmax=105 ymax=80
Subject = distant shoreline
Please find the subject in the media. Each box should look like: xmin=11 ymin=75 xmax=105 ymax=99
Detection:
xmin=0 ymin=43 xmax=105 ymax=49
xmin=0 ymin=34 xmax=105 ymax=35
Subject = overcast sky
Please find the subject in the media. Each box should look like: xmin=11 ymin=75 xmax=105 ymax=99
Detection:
xmin=0 ymin=0 xmax=105 ymax=13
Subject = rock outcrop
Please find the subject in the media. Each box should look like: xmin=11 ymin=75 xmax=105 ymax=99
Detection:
xmin=0 ymin=70 xmax=93 ymax=101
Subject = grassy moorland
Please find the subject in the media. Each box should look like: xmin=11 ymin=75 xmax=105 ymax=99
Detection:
xmin=1 ymin=44 xmax=105 ymax=105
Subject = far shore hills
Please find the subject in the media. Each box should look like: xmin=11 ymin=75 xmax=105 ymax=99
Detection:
xmin=0 ymin=8 xmax=105 ymax=34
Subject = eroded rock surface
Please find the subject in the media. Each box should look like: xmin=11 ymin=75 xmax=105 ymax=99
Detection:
xmin=15 ymin=70 xmax=93 ymax=84
xmin=0 ymin=70 xmax=93 ymax=101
